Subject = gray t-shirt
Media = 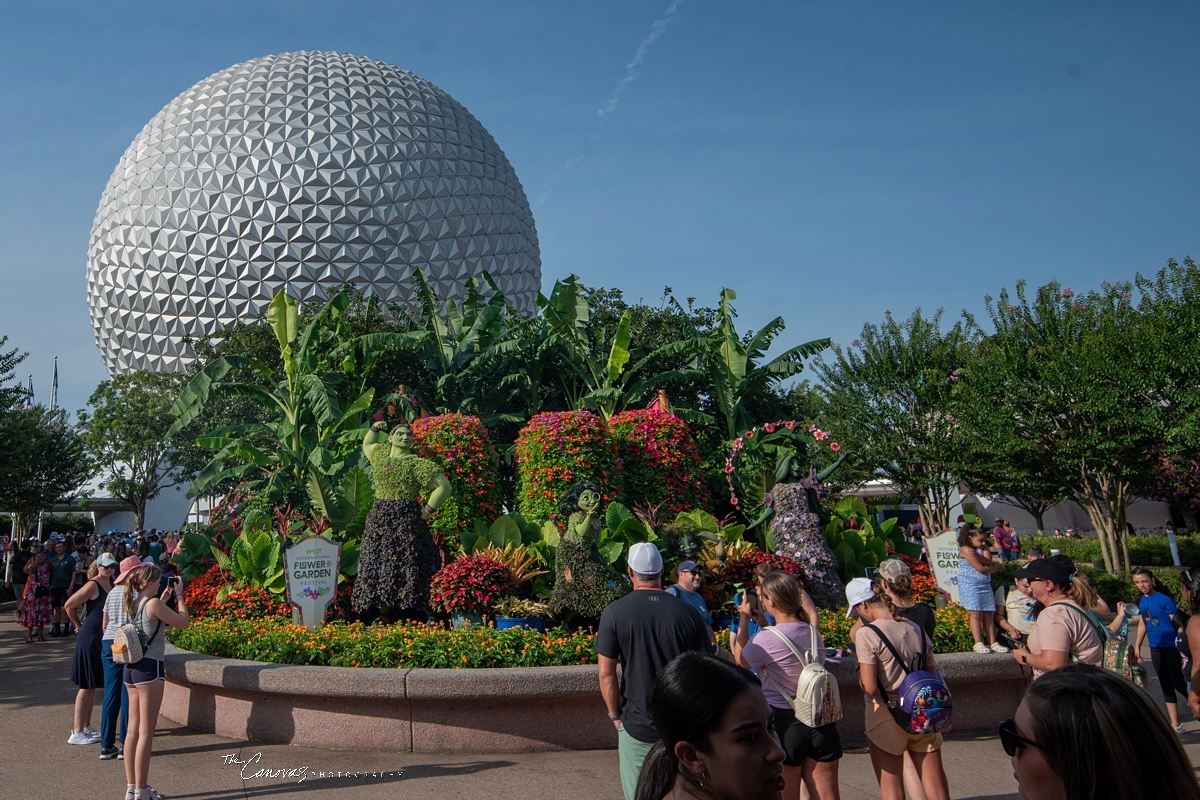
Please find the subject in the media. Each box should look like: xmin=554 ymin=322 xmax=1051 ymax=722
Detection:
xmin=129 ymin=598 xmax=167 ymax=662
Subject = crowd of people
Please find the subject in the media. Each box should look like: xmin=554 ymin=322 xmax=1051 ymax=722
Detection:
xmin=598 ymin=527 xmax=1200 ymax=800
xmin=3 ymin=529 xmax=190 ymax=800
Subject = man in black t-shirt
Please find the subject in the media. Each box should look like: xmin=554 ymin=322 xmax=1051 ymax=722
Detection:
xmin=596 ymin=543 xmax=709 ymax=800
xmin=7 ymin=539 xmax=33 ymax=623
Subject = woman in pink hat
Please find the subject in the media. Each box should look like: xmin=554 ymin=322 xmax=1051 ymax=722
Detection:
xmin=97 ymin=555 xmax=144 ymax=760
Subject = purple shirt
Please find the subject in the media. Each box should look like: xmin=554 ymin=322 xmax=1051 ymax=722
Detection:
xmin=740 ymin=622 xmax=827 ymax=709
xmin=993 ymin=525 xmax=1015 ymax=550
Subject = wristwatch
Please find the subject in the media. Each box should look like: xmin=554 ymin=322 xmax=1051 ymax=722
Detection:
xmin=608 ymin=714 xmax=621 ymax=721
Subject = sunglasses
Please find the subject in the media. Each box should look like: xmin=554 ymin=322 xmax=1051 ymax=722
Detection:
xmin=998 ymin=718 xmax=1043 ymax=757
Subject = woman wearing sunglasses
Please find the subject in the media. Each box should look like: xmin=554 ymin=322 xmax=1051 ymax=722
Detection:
xmin=1008 ymin=559 xmax=1103 ymax=676
xmin=999 ymin=663 xmax=1200 ymax=800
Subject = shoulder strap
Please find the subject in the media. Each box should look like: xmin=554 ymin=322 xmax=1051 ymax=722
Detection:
xmin=1049 ymin=601 xmax=1107 ymax=644
xmin=863 ymin=622 xmax=924 ymax=675
xmin=765 ymin=625 xmax=808 ymax=664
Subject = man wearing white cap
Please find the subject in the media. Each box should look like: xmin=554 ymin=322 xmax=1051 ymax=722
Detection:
xmin=596 ymin=543 xmax=710 ymax=800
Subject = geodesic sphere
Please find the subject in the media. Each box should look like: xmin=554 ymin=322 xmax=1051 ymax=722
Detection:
xmin=87 ymin=51 xmax=540 ymax=375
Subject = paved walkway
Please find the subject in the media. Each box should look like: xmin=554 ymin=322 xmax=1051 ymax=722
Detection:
xmin=2 ymin=604 xmax=1197 ymax=799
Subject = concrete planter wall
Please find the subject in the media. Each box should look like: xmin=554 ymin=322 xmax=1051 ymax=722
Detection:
xmin=162 ymin=644 xmax=1028 ymax=753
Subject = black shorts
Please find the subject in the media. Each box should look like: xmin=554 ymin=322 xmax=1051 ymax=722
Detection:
xmin=770 ymin=706 xmax=843 ymax=765
xmin=49 ymin=587 xmax=69 ymax=608
xmin=123 ymin=657 xmax=165 ymax=686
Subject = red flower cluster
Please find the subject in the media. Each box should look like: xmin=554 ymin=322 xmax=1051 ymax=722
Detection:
xmin=721 ymin=550 xmax=809 ymax=591
xmin=609 ymin=410 xmax=707 ymax=514
xmin=428 ymin=554 xmax=514 ymax=614
xmin=205 ymin=586 xmax=292 ymax=621
xmin=515 ymin=411 xmax=620 ymax=521
xmin=182 ymin=562 xmax=227 ymax=618
xmin=412 ymin=414 xmax=504 ymax=551
xmin=899 ymin=554 xmax=941 ymax=604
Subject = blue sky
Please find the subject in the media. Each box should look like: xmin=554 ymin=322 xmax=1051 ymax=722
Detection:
xmin=1 ymin=1 xmax=1197 ymax=415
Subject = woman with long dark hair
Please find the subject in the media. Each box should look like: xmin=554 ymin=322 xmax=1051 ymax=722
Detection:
xmin=1001 ymin=663 xmax=1200 ymax=800
xmin=636 ymin=651 xmax=786 ymax=800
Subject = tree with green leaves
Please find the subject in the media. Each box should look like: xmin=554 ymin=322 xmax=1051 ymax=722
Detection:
xmin=669 ymin=288 xmax=830 ymax=440
xmin=962 ymin=279 xmax=1166 ymax=574
xmin=168 ymin=288 xmax=426 ymax=517
xmin=0 ymin=404 xmax=92 ymax=537
xmin=816 ymin=309 xmax=974 ymax=534
xmin=77 ymin=371 xmax=206 ymax=530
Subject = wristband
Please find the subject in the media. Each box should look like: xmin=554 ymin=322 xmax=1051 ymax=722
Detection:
xmin=423 ymin=504 xmax=436 ymax=516
xmin=608 ymin=714 xmax=621 ymax=721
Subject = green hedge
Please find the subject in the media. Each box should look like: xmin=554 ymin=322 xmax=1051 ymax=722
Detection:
xmin=991 ymin=561 xmax=1185 ymax=608
xmin=1018 ymin=534 xmax=1200 ymax=567
xmin=172 ymin=618 xmax=598 ymax=668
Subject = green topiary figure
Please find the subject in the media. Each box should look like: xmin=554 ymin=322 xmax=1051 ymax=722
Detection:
xmin=609 ymin=409 xmax=707 ymax=514
xmin=548 ymin=481 xmax=628 ymax=619
xmin=515 ymin=411 xmax=620 ymax=523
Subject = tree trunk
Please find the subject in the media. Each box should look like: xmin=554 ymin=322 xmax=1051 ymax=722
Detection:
xmin=134 ymin=504 xmax=146 ymax=532
xmin=1033 ymin=509 xmax=1046 ymax=537
xmin=1077 ymin=473 xmax=1131 ymax=575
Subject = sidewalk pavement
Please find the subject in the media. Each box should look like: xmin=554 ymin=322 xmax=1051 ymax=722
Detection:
xmin=3 ymin=604 xmax=1197 ymax=799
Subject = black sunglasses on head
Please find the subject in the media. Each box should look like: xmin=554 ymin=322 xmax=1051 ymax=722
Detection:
xmin=998 ymin=718 xmax=1043 ymax=757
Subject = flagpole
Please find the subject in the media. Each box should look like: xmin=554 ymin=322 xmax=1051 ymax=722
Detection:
xmin=26 ymin=374 xmax=34 ymax=408
xmin=51 ymin=356 xmax=58 ymax=410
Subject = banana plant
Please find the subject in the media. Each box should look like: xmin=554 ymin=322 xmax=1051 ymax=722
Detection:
xmin=410 ymin=269 xmax=527 ymax=427
xmin=167 ymin=288 xmax=426 ymax=506
xmin=210 ymin=527 xmax=286 ymax=595
xmin=536 ymin=276 xmax=702 ymax=420
xmin=822 ymin=496 xmax=906 ymax=581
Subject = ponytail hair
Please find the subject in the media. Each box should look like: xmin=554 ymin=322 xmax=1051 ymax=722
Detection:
xmin=760 ymin=570 xmax=807 ymax=622
xmin=635 ymin=652 xmax=762 ymax=800
xmin=122 ymin=564 xmax=162 ymax=619
xmin=869 ymin=578 xmax=902 ymax=621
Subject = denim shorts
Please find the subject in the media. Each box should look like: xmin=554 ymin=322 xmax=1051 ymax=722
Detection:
xmin=123 ymin=657 xmax=165 ymax=686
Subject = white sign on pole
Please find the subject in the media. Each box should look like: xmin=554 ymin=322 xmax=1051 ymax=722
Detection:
xmin=924 ymin=530 xmax=961 ymax=604
xmin=284 ymin=535 xmax=341 ymax=629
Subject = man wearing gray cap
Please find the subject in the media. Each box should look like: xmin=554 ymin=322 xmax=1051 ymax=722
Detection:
xmin=596 ymin=543 xmax=710 ymax=800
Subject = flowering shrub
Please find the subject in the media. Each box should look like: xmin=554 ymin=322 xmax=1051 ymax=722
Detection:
xmin=721 ymin=549 xmax=808 ymax=591
xmin=609 ymin=410 xmax=707 ymax=514
xmin=182 ymin=561 xmax=227 ymax=618
xmin=412 ymin=414 xmax=504 ymax=552
xmin=428 ymin=554 xmax=513 ymax=614
xmin=204 ymin=586 xmax=292 ymax=621
xmin=715 ymin=604 xmax=975 ymax=654
xmin=515 ymin=411 xmax=620 ymax=522
xmin=172 ymin=618 xmax=598 ymax=668
xmin=900 ymin=554 xmax=941 ymax=604
xmin=725 ymin=422 xmax=838 ymax=511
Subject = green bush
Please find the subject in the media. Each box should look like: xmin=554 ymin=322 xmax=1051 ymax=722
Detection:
xmin=1018 ymin=534 xmax=1200 ymax=567
xmin=171 ymin=617 xmax=598 ymax=668
xmin=991 ymin=560 xmax=1184 ymax=608
xmin=609 ymin=409 xmax=707 ymax=514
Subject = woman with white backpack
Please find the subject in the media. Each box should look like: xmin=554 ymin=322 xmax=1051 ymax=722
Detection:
xmin=734 ymin=570 xmax=843 ymax=800
xmin=114 ymin=563 xmax=189 ymax=800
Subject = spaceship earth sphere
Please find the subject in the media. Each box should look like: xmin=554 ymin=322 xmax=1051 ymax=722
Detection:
xmin=86 ymin=51 xmax=541 ymax=375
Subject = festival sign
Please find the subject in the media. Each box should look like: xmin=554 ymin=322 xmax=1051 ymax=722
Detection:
xmin=924 ymin=530 xmax=961 ymax=604
xmin=284 ymin=535 xmax=342 ymax=629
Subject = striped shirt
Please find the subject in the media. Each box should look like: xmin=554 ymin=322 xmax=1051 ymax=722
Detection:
xmin=102 ymin=585 xmax=133 ymax=641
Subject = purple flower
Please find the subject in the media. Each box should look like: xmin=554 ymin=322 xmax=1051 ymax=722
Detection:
xmin=1061 ymin=288 xmax=1074 ymax=299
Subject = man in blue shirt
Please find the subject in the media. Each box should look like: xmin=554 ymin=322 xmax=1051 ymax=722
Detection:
xmin=666 ymin=561 xmax=716 ymax=648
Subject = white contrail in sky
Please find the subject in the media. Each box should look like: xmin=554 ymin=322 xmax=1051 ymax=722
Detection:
xmin=536 ymin=0 xmax=687 ymax=205
xmin=598 ymin=0 xmax=686 ymax=119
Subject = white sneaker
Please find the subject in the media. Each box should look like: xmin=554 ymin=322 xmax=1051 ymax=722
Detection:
xmin=973 ymin=642 xmax=991 ymax=654
xmin=82 ymin=725 xmax=98 ymax=737
xmin=1175 ymin=724 xmax=1185 ymax=734
xmin=990 ymin=642 xmax=1010 ymax=653
xmin=67 ymin=730 xmax=100 ymax=745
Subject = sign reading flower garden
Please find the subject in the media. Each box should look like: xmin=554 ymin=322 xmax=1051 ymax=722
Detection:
xmin=285 ymin=536 xmax=342 ymax=629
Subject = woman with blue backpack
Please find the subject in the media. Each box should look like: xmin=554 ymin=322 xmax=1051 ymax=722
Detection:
xmin=848 ymin=577 xmax=952 ymax=800
xmin=734 ymin=570 xmax=842 ymax=800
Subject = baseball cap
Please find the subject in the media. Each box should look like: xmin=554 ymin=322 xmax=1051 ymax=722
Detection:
xmin=844 ymin=577 xmax=876 ymax=618
xmin=877 ymin=558 xmax=911 ymax=582
xmin=95 ymin=552 xmax=119 ymax=568
xmin=1012 ymin=558 xmax=1073 ymax=585
xmin=676 ymin=560 xmax=700 ymax=574
xmin=628 ymin=542 xmax=664 ymax=575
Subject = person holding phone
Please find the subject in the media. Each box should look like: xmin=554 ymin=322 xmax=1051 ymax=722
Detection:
xmin=120 ymin=564 xmax=189 ymax=800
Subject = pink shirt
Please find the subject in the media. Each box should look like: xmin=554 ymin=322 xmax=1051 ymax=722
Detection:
xmin=741 ymin=622 xmax=827 ymax=709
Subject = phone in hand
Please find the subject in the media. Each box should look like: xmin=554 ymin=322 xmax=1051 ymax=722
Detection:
xmin=864 ymin=567 xmax=879 ymax=580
